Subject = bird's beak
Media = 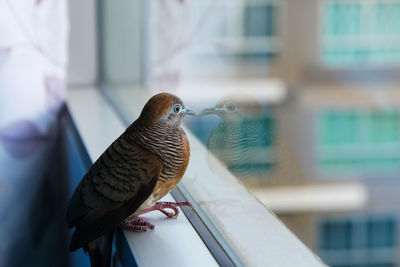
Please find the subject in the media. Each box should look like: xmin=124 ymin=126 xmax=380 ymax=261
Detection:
xmin=182 ymin=106 xmax=196 ymax=116
xmin=196 ymin=107 xmax=223 ymax=116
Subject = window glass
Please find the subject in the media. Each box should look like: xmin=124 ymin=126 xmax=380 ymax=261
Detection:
xmin=98 ymin=0 xmax=400 ymax=265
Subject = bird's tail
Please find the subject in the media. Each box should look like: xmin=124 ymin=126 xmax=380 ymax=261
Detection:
xmin=84 ymin=231 xmax=114 ymax=267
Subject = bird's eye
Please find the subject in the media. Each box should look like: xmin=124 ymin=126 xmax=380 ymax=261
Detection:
xmin=224 ymin=102 xmax=236 ymax=112
xmin=173 ymin=104 xmax=182 ymax=113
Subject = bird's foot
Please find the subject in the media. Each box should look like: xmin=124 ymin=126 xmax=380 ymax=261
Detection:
xmin=153 ymin=201 xmax=193 ymax=218
xmin=121 ymin=218 xmax=155 ymax=232
xmin=131 ymin=201 xmax=193 ymax=219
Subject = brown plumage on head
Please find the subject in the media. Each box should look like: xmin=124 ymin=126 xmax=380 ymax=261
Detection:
xmin=138 ymin=93 xmax=184 ymax=125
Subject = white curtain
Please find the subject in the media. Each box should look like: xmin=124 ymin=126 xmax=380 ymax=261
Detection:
xmin=0 ymin=0 xmax=68 ymax=265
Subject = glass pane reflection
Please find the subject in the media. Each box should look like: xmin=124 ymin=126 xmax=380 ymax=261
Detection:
xmin=185 ymin=95 xmax=275 ymax=181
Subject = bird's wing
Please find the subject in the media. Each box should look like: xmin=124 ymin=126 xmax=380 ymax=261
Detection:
xmin=66 ymin=133 xmax=162 ymax=251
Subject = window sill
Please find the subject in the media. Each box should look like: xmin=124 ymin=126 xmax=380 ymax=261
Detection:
xmin=67 ymin=85 xmax=325 ymax=267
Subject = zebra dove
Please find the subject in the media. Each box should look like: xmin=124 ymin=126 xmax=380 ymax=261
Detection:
xmin=66 ymin=93 xmax=195 ymax=266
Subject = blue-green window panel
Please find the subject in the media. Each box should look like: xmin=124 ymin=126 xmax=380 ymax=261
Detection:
xmin=320 ymin=110 xmax=400 ymax=144
xmin=319 ymin=159 xmax=400 ymax=173
xmin=321 ymin=0 xmax=400 ymax=66
xmin=319 ymin=216 xmax=397 ymax=249
xmin=323 ymin=2 xmax=361 ymax=36
xmin=322 ymin=50 xmax=400 ymax=66
xmin=376 ymin=2 xmax=400 ymax=35
xmin=318 ymin=216 xmax=398 ymax=267
xmin=318 ymin=110 xmax=400 ymax=172
xmin=244 ymin=4 xmax=276 ymax=37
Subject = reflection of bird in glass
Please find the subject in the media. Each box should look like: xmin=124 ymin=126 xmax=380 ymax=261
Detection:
xmin=198 ymin=95 xmax=275 ymax=180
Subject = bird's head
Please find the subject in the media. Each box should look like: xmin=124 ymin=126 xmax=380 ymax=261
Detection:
xmin=138 ymin=93 xmax=195 ymax=128
xmin=197 ymin=95 xmax=264 ymax=122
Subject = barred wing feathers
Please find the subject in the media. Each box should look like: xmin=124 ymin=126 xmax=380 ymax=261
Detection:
xmin=66 ymin=132 xmax=162 ymax=251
